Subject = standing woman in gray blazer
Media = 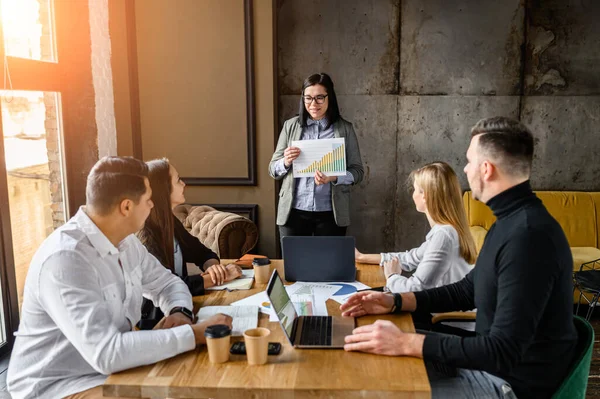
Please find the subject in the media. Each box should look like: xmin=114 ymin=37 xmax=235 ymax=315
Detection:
xmin=269 ymin=73 xmax=363 ymax=237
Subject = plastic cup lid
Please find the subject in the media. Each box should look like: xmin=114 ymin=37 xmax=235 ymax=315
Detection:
xmin=204 ymin=324 xmax=232 ymax=339
xmin=252 ymin=258 xmax=270 ymax=266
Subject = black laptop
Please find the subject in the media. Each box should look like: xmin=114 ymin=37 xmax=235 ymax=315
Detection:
xmin=266 ymin=270 xmax=355 ymax=348
xmin=281 ymin=236 xmax=356 ymax=282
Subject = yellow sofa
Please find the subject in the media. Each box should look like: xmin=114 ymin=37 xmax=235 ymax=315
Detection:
xmin=463 ymin=191 xmax=600 ymax=303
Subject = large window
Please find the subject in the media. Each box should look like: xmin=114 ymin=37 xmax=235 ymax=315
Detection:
xmin=1 ymin=0 xmax=56 ymax=61
xmin=0 ymin=0 xmax=79 ymax=356
xmin=1 ymin=91 xmax=67 ymax=311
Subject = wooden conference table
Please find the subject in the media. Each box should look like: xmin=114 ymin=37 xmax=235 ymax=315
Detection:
xmin=104 ymin=260 xmax=431 ymax=398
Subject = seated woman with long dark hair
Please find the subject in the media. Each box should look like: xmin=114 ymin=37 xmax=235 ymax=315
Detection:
xmin=137 ymin=158 xmax=241 ymax=328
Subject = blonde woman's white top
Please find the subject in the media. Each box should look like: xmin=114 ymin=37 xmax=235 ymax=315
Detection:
xmin=380 ymin=224 xmax=473 ymax=293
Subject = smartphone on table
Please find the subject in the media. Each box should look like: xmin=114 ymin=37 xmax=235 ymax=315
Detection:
xmin=230 ymin=341 xmax=282 ymax=355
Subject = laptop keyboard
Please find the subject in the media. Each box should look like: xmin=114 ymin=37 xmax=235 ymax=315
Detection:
xmin=298 ymin=316 xmax=332 ymax=346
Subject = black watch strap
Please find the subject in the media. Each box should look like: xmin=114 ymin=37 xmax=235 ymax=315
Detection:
xmin=391 ymin=293 xmax=403 ymax=314
xmin=169 ymin=306 xmax=194 ymax=321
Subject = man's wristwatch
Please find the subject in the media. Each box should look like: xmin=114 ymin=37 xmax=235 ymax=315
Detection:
xmin=169 ymin=306 xmax=194 ymax=321
xmin=390 ymin=293 xmax=403 ymax=314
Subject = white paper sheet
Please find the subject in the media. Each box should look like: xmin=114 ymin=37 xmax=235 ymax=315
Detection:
xmin=205 ymin=269 xmax=254 ymax=291
xmin=195 ymin=306 xmax=259 ymax=336
xmin=292 ymin=138 xmax=347 ymax=177
xmin=230 ymin=291 xmax=278 ymax=321
xmin=230 ymin=280 xmax=372 ymax=322
xmin=323 ymin=281 xmax=371 ymax=304
xmin=286 ymin=283 xmax=339 ymax=316
xmin=284 ymin=281 xmax=371 ymax=304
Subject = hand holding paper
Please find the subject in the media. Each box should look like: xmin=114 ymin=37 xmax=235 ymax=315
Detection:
xmin=283 ymin=146 xmax=301 ymax=168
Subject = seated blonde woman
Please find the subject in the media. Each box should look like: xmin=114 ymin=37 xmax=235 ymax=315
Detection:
xmin=355 ymin=162 xmax=476 ymax=293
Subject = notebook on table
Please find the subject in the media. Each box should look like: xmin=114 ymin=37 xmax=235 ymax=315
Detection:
xmin=205 ymin=269 xmax=254 ymax=291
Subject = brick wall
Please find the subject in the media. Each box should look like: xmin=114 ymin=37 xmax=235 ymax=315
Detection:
xmin=43 ymin=93 xmax=65 ymax=230
xmin=7 ymin=164 xmax=53 ymax=307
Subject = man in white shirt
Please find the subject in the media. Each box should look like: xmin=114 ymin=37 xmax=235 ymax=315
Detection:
xmin=7 ymin=156 xmax=231 ymax=399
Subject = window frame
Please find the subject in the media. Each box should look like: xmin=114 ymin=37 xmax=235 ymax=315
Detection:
xmin=0 ymin=0 xmax=99 ymax=356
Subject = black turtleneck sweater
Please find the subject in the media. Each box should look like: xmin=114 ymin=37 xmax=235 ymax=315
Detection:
xmin=415 ymin=181 xmax=577 ymax=398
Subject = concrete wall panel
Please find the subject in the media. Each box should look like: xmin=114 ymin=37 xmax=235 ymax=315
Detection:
xmin=278 ymin=96 xmax=298 ymax=129
xmin=277 ymin=0 xmax=399 ymax=95
xmin=526 ymin=0 xmax=600 ymax=95
xmin=395 ymin=96 xmax=520 ymax=250
xmin=338 ymin=95 xmax=398 ymax=253
xmin=401 ymin=0 xmax=524 ymax=95
xmin=277 ymin=0 xmax=600 ymax=257
xmin=522 ymin=96 xmax=600 ymax=190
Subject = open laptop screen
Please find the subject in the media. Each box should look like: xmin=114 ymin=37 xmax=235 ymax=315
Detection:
xmin=266 ymin=271 xmax=298 ymax=340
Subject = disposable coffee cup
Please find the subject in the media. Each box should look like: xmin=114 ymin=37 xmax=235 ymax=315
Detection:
xmin=243 ymin=327 xmax=271 ymax=365
xmin=204 ymin=324 xmax=232 ymax=364
xmin=253 ymin=260 xmax=271 ymax=284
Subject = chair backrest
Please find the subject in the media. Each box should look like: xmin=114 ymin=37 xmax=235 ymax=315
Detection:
xmin=536 ymin=192 xmax=597 ymax=248
xmin=552 ymin=316 xmax=594 ymax=399
xmin=463 ymin=191 xmax=599 ymax=248
xmin=463 ymin=191 xmax=495 ymax=230
xmin=173 ymin=204 xmax=258 ymax=258
xmin=592 ymin=193 xmax=600 ymax=249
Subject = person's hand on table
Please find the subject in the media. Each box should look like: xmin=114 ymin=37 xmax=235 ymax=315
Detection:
xmin=162 ymin=312 xmax=193 ymax=329
xmin=191 ymin=313 xmax=233 ymax=345
xmin=203 ymin=263 xmax=228 ymax=285
xmin=314 ymin=170 xmax=337 ymax=185
xmin=224 ymin=264 xmax=243 ymax=281
xmin=344 ymin=319 xmax=423 ymax=357
xmin=283 ymin=146 xmax=301 ymax=168
xmin=354 ymin=248 xmax=363 ymax=262
xmin=383 ymin=257 xmax=403 ymax=279
xmin=340 ymin=291 xmax=394 ymax=317
xmin=203 ymin=264 xmax=242 ymax=285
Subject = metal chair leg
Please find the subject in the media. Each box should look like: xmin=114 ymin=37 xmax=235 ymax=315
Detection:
xmin=586 ymin=293 xmax=600 ymax=321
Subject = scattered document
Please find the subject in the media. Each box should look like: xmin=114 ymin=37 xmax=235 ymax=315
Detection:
xmin=438 ymin=320 xmax=476 ymax=331
xmin=284 ymin=281 xmax=370 ymax=304
xmin=290 ymin=293 xmax=314 ymax=316
xmin=432 ymin=310 xmax=477 ymax=332
xmin=323 ymin=281 xmax=371 ymax=304
xmin=231 ymin=291 xmax=277 ymax=321
xmin=287 ymin=283 xmax=339 ymax=316
xmin=230 ymin=281 xmax=372 ymax=322
xmin=287 ymin=284 xmax=318 ymax=316
xmin=205 ymin=269 xmax=254 ymax=291
xmin=231 ymin=285 xmax=333 ymax=320
xmin=292 ymin=138 xmax=347 ymax=178
xmin=196 ymin=306 xmax=258 ymax=336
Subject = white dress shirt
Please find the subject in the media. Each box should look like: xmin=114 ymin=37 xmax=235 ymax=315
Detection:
xmin=381 ymin=224 xmax=473 ymax=293
xmin=7 ymin=208 xmax=196 ymax=399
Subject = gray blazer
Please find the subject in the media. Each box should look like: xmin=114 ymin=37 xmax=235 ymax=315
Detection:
xmin=269 ymin=116 xmax=364 ymax=226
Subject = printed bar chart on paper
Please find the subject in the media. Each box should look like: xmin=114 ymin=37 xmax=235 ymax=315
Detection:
xmin=292 ymin=138 xmax=346 ymax=178
xmin=290 ymin=285 xmax=315 ymax=316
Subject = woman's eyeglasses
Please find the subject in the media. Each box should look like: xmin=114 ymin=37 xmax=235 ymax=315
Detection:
xmin=303 ymin=94 xmax=328 ymax=104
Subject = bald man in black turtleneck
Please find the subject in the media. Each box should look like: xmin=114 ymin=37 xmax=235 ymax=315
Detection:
xmin=341 ymin=117 xmax=577 ymax=399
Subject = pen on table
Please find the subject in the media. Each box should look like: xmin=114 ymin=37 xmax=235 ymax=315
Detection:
xmin=357 ymin=286 xmax=386 ymax=292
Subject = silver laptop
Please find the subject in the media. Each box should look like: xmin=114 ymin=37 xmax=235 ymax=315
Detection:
xmin=266 ymin=270 xmax=355 ymax=348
